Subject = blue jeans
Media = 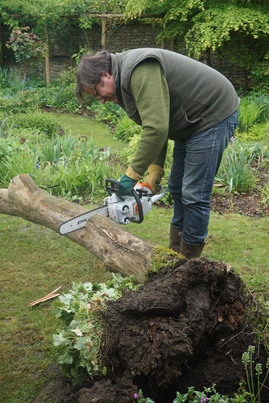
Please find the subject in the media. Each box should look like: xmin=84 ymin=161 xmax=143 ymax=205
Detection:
xmin=168 ymin=110 xmax=238 ymax=244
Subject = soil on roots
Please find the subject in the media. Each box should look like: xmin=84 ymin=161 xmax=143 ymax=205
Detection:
xmin=35 ymin=258 xmax=269 ymax=403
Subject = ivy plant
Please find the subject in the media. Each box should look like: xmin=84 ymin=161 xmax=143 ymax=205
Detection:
xmin=53 ymin=274 xmax=139 ymax=382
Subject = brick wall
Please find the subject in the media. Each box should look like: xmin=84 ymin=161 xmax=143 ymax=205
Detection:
xmin=49 ymin=22 xmax=246 ymax=90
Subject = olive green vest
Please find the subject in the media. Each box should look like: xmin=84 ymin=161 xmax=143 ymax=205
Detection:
xmin=111 ymin=48 xmax=239 ymax=142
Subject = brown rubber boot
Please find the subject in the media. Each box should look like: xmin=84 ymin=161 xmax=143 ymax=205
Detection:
xmin=180 ymin=239 xmax=204 ymax=259
xmin=169 ymin=224 xmax=183 ymax=253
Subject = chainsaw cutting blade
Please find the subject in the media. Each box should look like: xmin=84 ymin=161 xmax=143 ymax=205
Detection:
xmin=58 ymin=205 xmax=108 ymax=235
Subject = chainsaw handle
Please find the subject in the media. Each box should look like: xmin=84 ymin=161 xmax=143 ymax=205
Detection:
xmin=152 ymin=186 xmax=166 ymax=204
xmin=131 ymin=188 xmax=144 ymax=224
xmin=106 ymin=178 xmax=122 ymax=198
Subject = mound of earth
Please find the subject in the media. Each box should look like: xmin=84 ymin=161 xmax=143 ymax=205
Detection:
xmin=35 ymin=258 xmax=269 ymax=403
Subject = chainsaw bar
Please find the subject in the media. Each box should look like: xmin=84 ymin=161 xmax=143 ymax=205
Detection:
xmin=58 ymin=205 xmax=108 ymax=235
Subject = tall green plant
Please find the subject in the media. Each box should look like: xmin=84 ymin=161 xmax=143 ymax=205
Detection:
xmin=0 ymin=126 xmax=118 ymax=201
xmin=238 ymin=99 xmax=265 ymax=133
xmin=242 ymin=345 xmax=269 ymax=403
xmin=215 ymin=140 xmax=258 ymax=194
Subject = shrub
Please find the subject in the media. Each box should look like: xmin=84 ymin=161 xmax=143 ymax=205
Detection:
xmin=10 ymin=112 xmax=60 ymax=137
xmin=237 ymin=122 xmax=269 ymax=142
xmin=40 ymin=84 xmax=79 ymax=113
xmin=0 ymin=89 xmax=41 ymax=115
xmin=114 ymin=114 xmax=142 ymax=142
xmin=93 ymin=102 xmax=123 ymax=128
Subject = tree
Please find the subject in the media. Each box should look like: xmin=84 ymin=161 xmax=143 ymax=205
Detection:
xmin=0 ymin=0 xmax=128 ymax=85
xmin=184 ymin=2 xmax=269 ymax=88
xmin=6 ymin=26 xmax=46 ymax=91
xmin=124 ymin=0 xmax=269 ymax=89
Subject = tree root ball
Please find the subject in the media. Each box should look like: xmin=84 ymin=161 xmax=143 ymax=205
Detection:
xmin=77 ymin=258 xmax=269 ymax=403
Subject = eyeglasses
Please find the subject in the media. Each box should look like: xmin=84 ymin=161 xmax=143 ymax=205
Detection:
xmin=94 ymin=87 xmax=99 ymax=98
xmin=94 ymin=85 xmax=103 ymax=100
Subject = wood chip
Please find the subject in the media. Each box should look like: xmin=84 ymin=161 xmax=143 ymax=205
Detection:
xmin=28 ymin=286 xmax=61 ymax=307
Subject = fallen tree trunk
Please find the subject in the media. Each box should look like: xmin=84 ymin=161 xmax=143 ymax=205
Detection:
xmin=0 ymin=174 xmax=154 ymax=281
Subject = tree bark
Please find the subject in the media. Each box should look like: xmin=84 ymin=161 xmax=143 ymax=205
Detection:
xmin=0 ymin=174 xmax=154 ymax=282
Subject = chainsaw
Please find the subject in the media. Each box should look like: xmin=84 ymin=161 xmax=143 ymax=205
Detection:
xmin=58 ymin=178 xmax=165 ymax=235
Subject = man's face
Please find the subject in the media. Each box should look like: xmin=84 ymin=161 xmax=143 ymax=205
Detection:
xmin=84 ymin=72 xmax=118 ymax=104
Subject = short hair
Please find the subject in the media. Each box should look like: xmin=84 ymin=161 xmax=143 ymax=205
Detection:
xmin=76 ymin=50 xmax=112 ymax=103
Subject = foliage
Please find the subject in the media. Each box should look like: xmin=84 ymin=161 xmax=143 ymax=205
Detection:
xmin=10 ymin=111 xmax=60 ymax=137
xmin=238 ymin=98 xmax=265 ymax=133
xmin=0 ymin=0 xmax=128 ymax=39
xmin=185 ymin=4 xmax=269 ymax=64
xmin=41 ymin=84 xmax=79 ymax=113
xmin=239 ymin=123 xmax=269 ymax=143
xmin=6 ymin=26 xmax=46 ymax=91
xmin=53 ymin=274 xmax=139 ymax=381
xmin=134 ymin=383 xmax=252 ymax=402
xmin=134 ymin=389 xmax=155 ymax=402
xmin=92 ymin=101 xmax=123 ymax=128
xmin=124 ymin=0 xmax=269 ymax=91
xmin=0 ymin=67 xmax=26 ymax=94
xmin=247 ymin=93 xmax=269 ymax=124
xmin=242 ymin=345 xmax=269 ymax=403
xmin=249 ymin=60 xmax=269 ymax=94
xmin=171 ymin=384 xmax=248 ymax=402
xmin=214 ymin=140 xmax=265 ymax=194
xmin=114 ymin=113 xmax=143 ymax=142
xmin=0 ymin=68 xmax=78 ymax=114
xmin=260 ymin=181 xmax=269 ymax=208
xmin=0 ymin=89 xmax=40 ymax=115
xmin=0 ymin=127 xmax=115 ymax=201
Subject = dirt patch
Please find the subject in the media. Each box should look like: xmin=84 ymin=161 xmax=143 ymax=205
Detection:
xmin=36 ymin=259 xmax=269 ymax=403
xmin=211 ymin=166 xmax=269 ymax=217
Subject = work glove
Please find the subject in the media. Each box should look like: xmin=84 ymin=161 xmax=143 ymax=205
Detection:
xmin=119 ymin=174 xmax=137 ymax=196
xmin=144 ymin=164 xmax=164 ymax=195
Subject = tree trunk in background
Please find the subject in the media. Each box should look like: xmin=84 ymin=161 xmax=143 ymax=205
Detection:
xmin=101 ymin=17 xmax=106 ymax=48
xmin=44 ymin=23 xmax=50 ymax=87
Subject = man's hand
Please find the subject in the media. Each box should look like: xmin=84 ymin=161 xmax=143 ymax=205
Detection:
xmin=119 ymin=174 xmax=137 ymax=196
xmin=144 ymin=164 xmax=164 ymax=195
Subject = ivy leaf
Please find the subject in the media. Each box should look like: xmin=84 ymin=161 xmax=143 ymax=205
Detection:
xmin=58 ymin=352 xmax=73 ymax=365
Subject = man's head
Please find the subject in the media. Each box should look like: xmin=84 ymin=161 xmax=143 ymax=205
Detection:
xmin=76 ymin=50 xmax=118 ymax=104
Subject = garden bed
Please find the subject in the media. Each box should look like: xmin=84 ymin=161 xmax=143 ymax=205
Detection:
xmin=211 ymin=166 xmax=269 ymax=217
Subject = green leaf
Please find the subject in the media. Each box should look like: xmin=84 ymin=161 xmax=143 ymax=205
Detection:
xmin=58 ymin=352 xmax=73 ymax=365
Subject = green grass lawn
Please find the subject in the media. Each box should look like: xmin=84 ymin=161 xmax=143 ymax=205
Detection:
xmin=0 ymin=215 xmax=111 ymax=402
xmin=0 ymin=112 xmax=269 ymax=401
xmin=54 ymin=113 xmax=126 ymax=154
